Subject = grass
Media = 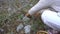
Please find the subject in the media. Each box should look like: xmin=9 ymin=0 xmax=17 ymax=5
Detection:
xmin=0 ymin=0 xmax=46 ymax=34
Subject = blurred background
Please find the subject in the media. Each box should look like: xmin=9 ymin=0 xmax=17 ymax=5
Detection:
xmin=0 ymin=0 xmax=47 ymax=34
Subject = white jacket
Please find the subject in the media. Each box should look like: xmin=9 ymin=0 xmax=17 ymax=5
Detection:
xmin=28 ymin=0 xmax=60 ymax=15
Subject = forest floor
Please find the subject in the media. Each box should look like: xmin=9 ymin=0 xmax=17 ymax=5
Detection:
xmin=0 ymin=0 xmax=48 ymax=34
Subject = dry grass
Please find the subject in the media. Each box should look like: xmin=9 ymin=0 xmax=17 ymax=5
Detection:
xmin=0 ymin=0 xmax=46 ymax=34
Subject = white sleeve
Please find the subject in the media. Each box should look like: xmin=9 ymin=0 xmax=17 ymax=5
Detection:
xmin=28 ymin=0 xmax=53 ymax=15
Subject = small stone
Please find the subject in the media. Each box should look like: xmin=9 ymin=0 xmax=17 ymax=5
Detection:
xmin=24 ymin=25 xmax=31 ymax=34
xmin=8 ymin=7 xmax=11 ymax=11
xmin=30 ymin=4 xmax=33 ymax=7
xmin=23 ymin=16 xmax=30 ymax=22
xmin=16 ymin=23 xmax=24 ymax=32
xmin=0 ymin=28 xmax=4 ymax=32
